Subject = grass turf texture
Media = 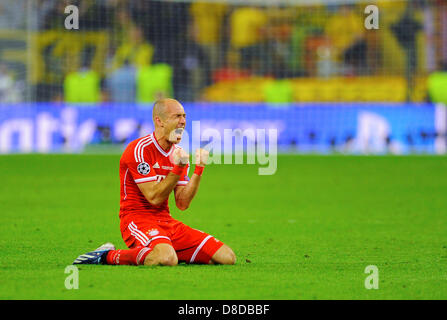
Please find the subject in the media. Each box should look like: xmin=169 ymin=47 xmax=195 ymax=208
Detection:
xmin=0 ymin=154 xmax=446 ymax=300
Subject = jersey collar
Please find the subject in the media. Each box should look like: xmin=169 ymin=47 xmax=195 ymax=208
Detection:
xmin=151 ymin=132 xmax=174 ymax=157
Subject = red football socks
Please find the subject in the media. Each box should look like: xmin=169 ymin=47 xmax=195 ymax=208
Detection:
xmin=105 ymin=246 xmax=152 ymax=265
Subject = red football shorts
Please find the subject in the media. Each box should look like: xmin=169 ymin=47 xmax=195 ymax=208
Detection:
xmin=120 ymin=217 xmax=224 ymax=264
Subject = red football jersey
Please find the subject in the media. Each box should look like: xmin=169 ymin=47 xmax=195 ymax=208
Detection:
xmin=119 ymin=132 xmax=190 ymax=222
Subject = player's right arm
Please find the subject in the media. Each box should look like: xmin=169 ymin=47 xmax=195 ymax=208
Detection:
xmin=136 ymin=148 xmax=189 ymax=206
xmin=137 ymin=173 xmax=180 ymax=206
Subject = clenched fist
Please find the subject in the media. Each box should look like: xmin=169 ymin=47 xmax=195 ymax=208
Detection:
xmin=195 ymin=148 xmax=209 ymax=167
xmin=172 ymin=148 xmax=189 ymax=167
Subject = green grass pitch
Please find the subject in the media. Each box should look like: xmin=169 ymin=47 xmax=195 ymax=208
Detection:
xmin=0 ymin=154 xmax=446 ymax=299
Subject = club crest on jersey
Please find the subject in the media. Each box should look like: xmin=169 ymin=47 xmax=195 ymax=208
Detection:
xmin=137 ymin=162 xmax=151 ymax=175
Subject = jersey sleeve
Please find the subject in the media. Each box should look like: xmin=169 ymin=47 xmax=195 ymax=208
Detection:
xmin=123 ymin=147 xmax=158 ymax=184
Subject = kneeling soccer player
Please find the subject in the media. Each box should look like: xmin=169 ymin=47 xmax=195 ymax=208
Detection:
xmin=73 ymin=98 xmax=236 ymax=266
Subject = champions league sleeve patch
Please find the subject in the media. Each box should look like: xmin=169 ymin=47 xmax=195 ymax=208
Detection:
xmin=137 ymin=162 xmax=151 ymax=175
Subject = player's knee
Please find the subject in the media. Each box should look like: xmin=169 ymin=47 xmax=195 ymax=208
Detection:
xmin=144 ymin=244 xmax=178 ymax=266
xmin=159 ymin=252 xmax=178 ymax=266
xmin=224 ymin=248 xmax=236 ymax=265
xmin=213 ymin=245 xmax=236 ymax=265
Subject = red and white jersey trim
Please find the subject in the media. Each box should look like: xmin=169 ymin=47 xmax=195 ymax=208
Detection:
xmin=123 ymin=169 xmax=129 ymax=200
xmin=134 ymin=133 xmax=176 ymax=162
xmin=134 ymin=175 xmax=189 ymax=185
xmin=134 ymin=135 xmax=153 ymax=163
xmin=151 ymin=133 xmax=174 ymax=157
xmin=134 ymin=176 xmax=158 ymax=184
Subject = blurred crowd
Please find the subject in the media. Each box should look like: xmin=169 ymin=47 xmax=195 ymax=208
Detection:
xmin=0 ymin=0 xmax=446 ymax=104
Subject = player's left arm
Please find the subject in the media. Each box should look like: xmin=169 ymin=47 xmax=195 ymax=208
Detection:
xmin=174 ymin=148 xmax=208 ymax=211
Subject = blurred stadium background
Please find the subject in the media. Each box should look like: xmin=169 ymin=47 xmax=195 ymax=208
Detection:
xmin=0 ymin=0 xmax=446 ymax=154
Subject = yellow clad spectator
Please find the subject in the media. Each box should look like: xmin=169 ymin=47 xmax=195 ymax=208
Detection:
xmin=136 ymin=63 xmax=173 ymax=104
xmin=112 ymin=26 xmax=154 ymax=72
xmin=428 ymin=63 xmax=447 ymax=104
xmin=264 ymin=80 xmax=293 ymax=104
xmin=190 ymin=2 xmax=227 ymax=46
xmin=64 ymin=47 xmax=102 ymax=104
xmin=189 ymin=2 xmax=228 ymax=72
xmin=64 ymin=69 xmax=101 ymax=104
xmin=230 ymin=7 xmax=268 ymax=49
xmin=324 ymin=5 xmax=365 ymax=70
xmin=110 ymin=9 xmax=135 ymax=50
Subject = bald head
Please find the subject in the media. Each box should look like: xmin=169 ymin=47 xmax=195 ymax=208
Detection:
xmin=152 ymin=99 xmax=186 ymax=146
xmin=151 ymin=98 xmax=186 ymax=144
xmin=152 ymin=98 xmax=183 ymax=124
xmin=152 ymin=99 xmax=167 ymax=123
